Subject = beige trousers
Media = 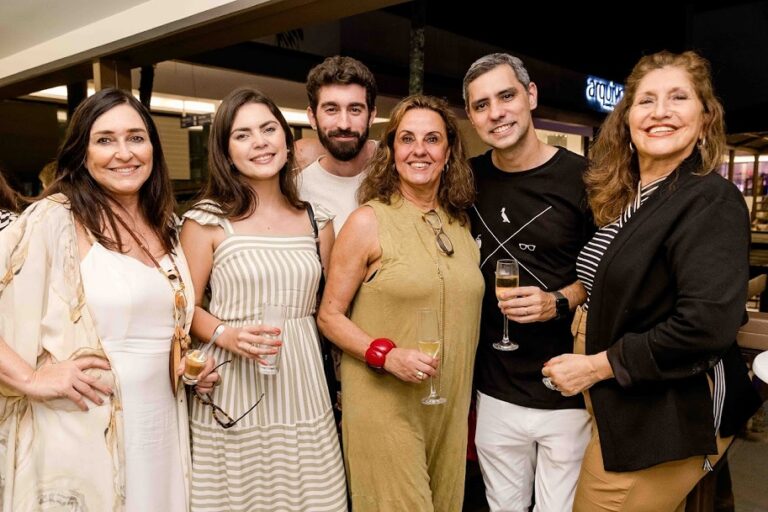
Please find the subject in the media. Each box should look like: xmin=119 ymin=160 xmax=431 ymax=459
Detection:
xmin=571 ymin=307 xmax=732 ymax=512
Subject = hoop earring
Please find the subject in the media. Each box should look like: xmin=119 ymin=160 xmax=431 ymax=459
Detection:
xmin=444 ymin=162 xmax=450 ymax=173
xmin=629 ymin=141 xmax=635 ymax=153
xmin=698 ymin=137 xmax=706 ymax=148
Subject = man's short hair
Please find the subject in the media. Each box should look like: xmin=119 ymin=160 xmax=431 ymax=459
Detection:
xmin=306 ymin=56 xmax=377 ymax=113
xmin=462 ymin=53 xmax=532 ymax=105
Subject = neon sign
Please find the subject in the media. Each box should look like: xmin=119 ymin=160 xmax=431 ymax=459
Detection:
xmin=585 ymin=76 xmax=624 ymax=113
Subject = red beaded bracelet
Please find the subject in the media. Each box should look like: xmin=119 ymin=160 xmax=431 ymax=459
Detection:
xmin=365 ymin=338 xmax=396 ymax=373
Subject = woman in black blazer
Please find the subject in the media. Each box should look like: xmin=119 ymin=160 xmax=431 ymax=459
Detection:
xmin=542 ymin=50 xmax=762 ymax=511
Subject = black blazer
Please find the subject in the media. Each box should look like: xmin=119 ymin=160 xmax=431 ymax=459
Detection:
xmin=586 ymin=155 xmax=762 ymax=472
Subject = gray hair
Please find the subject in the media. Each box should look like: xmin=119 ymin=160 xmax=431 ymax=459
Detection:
xmin=462 ymin=53 xmax=531 ymax=105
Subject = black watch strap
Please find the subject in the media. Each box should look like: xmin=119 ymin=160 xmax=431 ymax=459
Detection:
xmin=552 ymin=291 xmax=569 ymax=320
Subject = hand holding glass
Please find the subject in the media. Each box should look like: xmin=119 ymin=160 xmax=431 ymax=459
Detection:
xmin=259 ymin=304 xmax=286 ymax=375
xmin=182 ymin=349 xmax=209 ymax=385
xmin=417 ymin=308 xmax=446 ymax=405
xmin=494 ymin=259 xmax=519 ymax=351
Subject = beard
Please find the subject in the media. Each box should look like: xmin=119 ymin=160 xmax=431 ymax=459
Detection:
xmin=317 ymin=126 xmax=369 ymax=162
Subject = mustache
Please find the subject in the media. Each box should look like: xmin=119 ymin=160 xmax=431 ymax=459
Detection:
xmin=327 ymin=129 xmax=362 ymax=138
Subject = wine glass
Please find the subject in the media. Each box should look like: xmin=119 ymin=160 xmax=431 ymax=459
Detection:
xmin=417 ymin=308 xmax=446 ymax=405
xmin=493 ymin=259 xmax=519 ymax=351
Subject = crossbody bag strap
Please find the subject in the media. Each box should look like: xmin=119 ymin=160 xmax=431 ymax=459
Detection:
xmin=305 ymin=202 xmax=322 ymax=263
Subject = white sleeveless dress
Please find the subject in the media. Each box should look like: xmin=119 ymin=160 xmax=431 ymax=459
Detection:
xmin=81 ymin=243 xmax=187 ymax=512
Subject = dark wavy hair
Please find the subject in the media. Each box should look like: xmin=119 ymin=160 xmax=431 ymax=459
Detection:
xmin=586 ymin=50 xmax=725 ymax=226
xmin=306 ymin=56 xmax=377 ymax=113
xmin=357 ymin=95 xmax=475 ymax=225
xmin=0 ymin=170 xmax=25 ymax=213
xmin=195 ymin=87 xmax=302 ymax=219
xmin=46 ymin=88 xmax=177 ymax=253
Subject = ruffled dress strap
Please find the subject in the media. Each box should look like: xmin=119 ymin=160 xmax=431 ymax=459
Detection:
xmin=182 ymin=200 xmax=235 ymax=235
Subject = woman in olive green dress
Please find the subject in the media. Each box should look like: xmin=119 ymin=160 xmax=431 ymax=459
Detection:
xmin=318 ymin=95 xmax=484 ymax=512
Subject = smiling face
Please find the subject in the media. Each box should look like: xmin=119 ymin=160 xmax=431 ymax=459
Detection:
xmin=393 ymin=108 xmax=450 ymax=195
xmin=308 ymin=84 xmax=375 ymax=162
xmin=466 ymin=64 xmax=537 ymax=151
xmin=228 ymin=102 xmax=288 ymax=183
xmin=628 ymin=66 xmax=705 ymax=174
xmin=85 ymin=103 xmax=153 ymax=201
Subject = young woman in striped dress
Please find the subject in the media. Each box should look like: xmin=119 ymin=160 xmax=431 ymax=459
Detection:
xmin=180 ymin=87 xmax=347 ymax=512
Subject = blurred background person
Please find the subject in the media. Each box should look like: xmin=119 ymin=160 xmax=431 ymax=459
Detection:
xmin=181 ymin=87 xmax=347 ymax=511
xmin=37 ymin=161 xmax=57 ymax=191
xmin=542 ymin=51 xmax=762 ymax=511
xmin=0 ymin=88 xmax=216 ymax=511
xmin=318 ymin=95 xmax=484 ymax=511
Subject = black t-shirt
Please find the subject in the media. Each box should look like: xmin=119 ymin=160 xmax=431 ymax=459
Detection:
xmin=469 ymin=147 xmax=594 ymax=409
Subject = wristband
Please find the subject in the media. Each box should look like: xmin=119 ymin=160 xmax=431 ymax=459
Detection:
xmin=208 ymin=324 xmax=226 ymax=347
xmin=365 ymin=338 xmax=396 ymax=373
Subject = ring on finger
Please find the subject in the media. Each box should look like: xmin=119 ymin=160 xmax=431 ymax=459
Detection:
xmin=416 ymin=370 xmax=425 ymax=380
xmin=542 ymin=377 xmax=560 ymax=392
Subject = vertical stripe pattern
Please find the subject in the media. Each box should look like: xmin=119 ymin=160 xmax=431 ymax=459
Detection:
xmin=183 ymin=207 xmax=347 ymax=512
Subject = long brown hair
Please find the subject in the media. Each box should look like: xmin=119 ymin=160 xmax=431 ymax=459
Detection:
xmin=586 ymin=50 xmax=726 ymax=226
xmin=196 ymin=87 xmax=302 ymax=219
xmin=357 ymin=95 xmax=475 ymax=224
xmin=0 ymin=170 xmax=25 ymax=213
xmin=46 ymin=88 xmax=177 ymax=253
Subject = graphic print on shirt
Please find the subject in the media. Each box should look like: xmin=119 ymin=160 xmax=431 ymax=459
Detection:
xmin=472 ymin=204 xmax=553 ymax=290
xmin=500 ymin=207 xmax=510 ymax=224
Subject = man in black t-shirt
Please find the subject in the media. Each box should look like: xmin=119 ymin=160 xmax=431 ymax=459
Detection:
xmin=463 ymin=53 xmax=594 ymax=512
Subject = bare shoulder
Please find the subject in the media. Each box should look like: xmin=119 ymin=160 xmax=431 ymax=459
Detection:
xmin=336 ymin=205 xmax=380 ymax=258
xmin=295 ymin=138 xmax=326 ymax=170
xmin=343 ymin=205 xmax=378 ymax=235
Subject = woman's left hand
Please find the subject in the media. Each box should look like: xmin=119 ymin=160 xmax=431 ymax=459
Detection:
xmin=176 ymin=354 xmax=220 ymax=394
xmin=542 ymin=352 xmax=613 ymax=396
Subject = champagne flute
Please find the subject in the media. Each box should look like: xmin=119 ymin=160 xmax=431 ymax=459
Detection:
xmin=417 ymin=308 xmax=446 ymax=405
xmin=493 ymin=259 xmax=519 ymax=351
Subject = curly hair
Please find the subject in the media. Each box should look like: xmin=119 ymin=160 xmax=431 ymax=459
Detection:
xmin=46 ymin=88 xmax=177 ymax=254
xmin=357 ymin=95 xmax=475 ymax=225
xmin=306 ymin=56 xmax=377 ymax=114
xmin=586 ymin=50 xmax=726 ymax=226
xmin=196 ymin=87 xmax=303 ymax=219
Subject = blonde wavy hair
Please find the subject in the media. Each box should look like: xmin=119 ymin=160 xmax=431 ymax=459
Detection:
xmin=357 ymin=95 xmax=475 ymax=225
xmin=586 ymin=50 xmax=726 ymax=226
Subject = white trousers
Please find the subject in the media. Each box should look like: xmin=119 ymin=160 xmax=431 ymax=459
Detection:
xmin=475 ymin=391 xmax=591 ymax=512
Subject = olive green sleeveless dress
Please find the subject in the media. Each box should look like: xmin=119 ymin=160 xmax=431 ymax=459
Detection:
xmin=341 ymin=197 xmax=484 ymax=511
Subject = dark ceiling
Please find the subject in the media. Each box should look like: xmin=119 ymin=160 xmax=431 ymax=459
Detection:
xmin=385 ymin=1 xmax=768 ymax=136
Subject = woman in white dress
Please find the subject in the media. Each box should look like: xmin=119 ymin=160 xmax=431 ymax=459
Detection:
xmin=0 ymin=88 xmax=218 ymax=511
xmin=181 ymin=87 xmax=348 ymax=511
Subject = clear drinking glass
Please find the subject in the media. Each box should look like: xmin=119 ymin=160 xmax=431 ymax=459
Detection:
xmin=417 ymin=308 xmax=446 ymax=405
xmin=493 ymin=259 xmax=520 ymax=351
xmin=182 ymin=348 xmax=208 ymax=385
xmin=259 ymin=303 xmax=286 ymax=375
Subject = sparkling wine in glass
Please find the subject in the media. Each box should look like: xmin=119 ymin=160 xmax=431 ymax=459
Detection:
xmin=494 ymin=259 xmax=519 ymax=351
xmin=417 ymin=309 xmax=446 ymax=405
